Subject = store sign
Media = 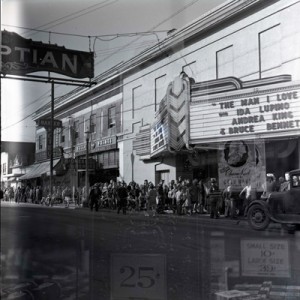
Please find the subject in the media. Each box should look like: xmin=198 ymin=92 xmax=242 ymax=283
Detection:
xmin=1 ymin=30 xmax=94 ymax=78
xmin=36 ymin=118 xmax=62 ymax=129
xmin=190 ymin=88 xmax=300 ymax=142
xmin=241 ymin=239 xmax=290 ymax=278
xmin=75 ymin=137 xmax=117 ymax=154
xmin=218 ymin=140 xmax=266 ymax=190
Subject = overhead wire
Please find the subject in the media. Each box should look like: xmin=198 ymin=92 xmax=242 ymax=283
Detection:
xmin=18 ymin=0 xmax=119 ymax=37
xmin=94 ymin=0 xmax=200 ymax=67
xmin=2 ymin=24 xmax=171 ymax=39
xmin=2 ymin=0 xmax=200 ymax=132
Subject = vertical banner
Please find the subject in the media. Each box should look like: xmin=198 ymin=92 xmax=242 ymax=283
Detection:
xmin=150 ymin=73 xmax=190 ymax=157
xmin=218 ymin=140 xmax=266 ymax=191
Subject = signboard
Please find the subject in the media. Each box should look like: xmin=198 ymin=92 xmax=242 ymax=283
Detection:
xmin=241 ymin=239 xmax=290 ymax=278
xmin=1 ymin=30 xmax=94 ymax=78
xmin=218 ymin=140 xmax=266 ymax=190
xmin=37 ymin=118 xmax=62 ymax=129
xmin=150 ymin=74 xmax=190 ymax=157
xmin=111 ymin=254 xmax=166 ymax=300
xmin=190 ymin=87 xmax=300 ymax=143
xmin=75 ymin=136 xmax=117 ymax=155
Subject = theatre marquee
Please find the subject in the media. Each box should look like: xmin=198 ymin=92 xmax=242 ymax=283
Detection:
xmin=189 ymin=82 xmax=300 ymax=144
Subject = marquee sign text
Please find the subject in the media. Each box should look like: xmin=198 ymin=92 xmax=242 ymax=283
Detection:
xmin=190 ymin=88 xmax=300 ymax=142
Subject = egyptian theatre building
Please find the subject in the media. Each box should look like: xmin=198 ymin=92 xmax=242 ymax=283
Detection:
xmin=29 ymin=0 xmax=300 ymax=193
xmin=118 ymin=0 xmax=300 ymax=193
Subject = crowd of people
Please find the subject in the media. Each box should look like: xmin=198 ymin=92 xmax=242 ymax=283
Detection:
xmin=87 ymin=177 xmax=248 ymax=218
xmin=0 ymin=184 xmax=84 ymax=208
xmin=87 ymin=172 xmax=293 ymax=218
xmin=0 ymin=172 xmax=292 ymax=218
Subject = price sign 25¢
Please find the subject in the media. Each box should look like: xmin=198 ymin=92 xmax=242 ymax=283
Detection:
xmin=111 ymin=254 xmax=166 ymax=300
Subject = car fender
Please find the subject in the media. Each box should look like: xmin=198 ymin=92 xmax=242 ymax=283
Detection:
xmin=247 ymin=199 xmax=293 ymax=224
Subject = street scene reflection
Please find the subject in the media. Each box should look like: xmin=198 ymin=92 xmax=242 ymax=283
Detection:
xmin=1 ymin=207 xmax=300 ymax=300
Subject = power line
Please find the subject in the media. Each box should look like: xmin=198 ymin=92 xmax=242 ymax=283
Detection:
xmin=1 ymin=0 xmax=200 ymax=132
xmin=18 ymin=0 xmax=119 ymax=37
xmin=2 ymin=23 xmax=170 ymax=40
xmin=94 ymin=0 xmax=200 ymax=67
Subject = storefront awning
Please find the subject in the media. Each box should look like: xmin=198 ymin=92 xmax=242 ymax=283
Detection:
xmin=19 ymin=159 xmax=60 ymax=180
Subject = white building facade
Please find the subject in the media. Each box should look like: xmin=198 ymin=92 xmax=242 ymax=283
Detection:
xmin=117 ymin=0 xmax=300 ymax=189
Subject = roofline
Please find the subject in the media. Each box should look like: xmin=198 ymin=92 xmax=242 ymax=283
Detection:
xmin=35 ymin=0 xmax=277 ymax=119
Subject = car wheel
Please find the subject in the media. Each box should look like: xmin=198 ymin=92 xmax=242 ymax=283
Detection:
xmin=247 ymin=204 xmax=270 ymax=231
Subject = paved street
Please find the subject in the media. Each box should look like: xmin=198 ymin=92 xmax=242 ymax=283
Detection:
xmin=1 ymin=202 xmax=300 ymax=300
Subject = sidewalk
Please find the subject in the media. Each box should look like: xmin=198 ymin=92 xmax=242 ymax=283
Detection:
xmin=84 ymin=206 xmax=247 ymax=226
xmin=0 ymin=200 xmax=79 ymax=209
xmin=0 ymin=200 xmax=247 ymax=225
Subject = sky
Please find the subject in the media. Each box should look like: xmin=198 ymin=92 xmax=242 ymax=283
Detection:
xmin=1 ymin=0 xmax=227 ymax=143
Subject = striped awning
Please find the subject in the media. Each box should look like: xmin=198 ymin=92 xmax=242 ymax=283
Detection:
xmin=19 ymin=159 xmax=60 ymax=180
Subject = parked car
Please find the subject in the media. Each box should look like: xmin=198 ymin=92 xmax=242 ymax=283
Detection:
xmin=246 ymin=169 xmax=300 ymax=232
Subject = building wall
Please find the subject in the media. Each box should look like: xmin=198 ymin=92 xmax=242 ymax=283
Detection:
xmin=36 ymin=94 xmax=123 ymax=159
xmin=119 ymin=0 xmax=300 ymax=183
xmin=1 ymin=142 xmax=35 ymax=187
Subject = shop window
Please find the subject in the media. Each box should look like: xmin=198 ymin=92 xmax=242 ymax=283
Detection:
xmin=132 ymin=85 xmax=142 ymax=119
xmin=74 ymin=120 xmax=79 ymax=139
xmin=103 ymin=152 xmax=109 ymax=167
xmin=216 ymin=45 xmax=233 ymax=79
xmin=90 ymin=114 xmax=96 ymax=133
xmin=2 ymin=163 xmax=7 ymax=175
xmin=100 ymin=110 xmax=103 ymax=137
xmin=108 ymin=106 xmax=116 ymax=128
xmin=38 ymin=135 xmax=43 ymax=150
xmin=259 ymin=24 xmax=281 ymax=78
xmin=155 ymin=74 xmax=167 ymax=112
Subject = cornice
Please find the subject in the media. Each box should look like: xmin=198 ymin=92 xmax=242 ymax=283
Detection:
xmin=33 ymin=0 xmax=277 ymax=120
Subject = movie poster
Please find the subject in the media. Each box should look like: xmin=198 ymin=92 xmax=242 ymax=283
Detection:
xmin=218 ymin=140 xmax=266 ymax=191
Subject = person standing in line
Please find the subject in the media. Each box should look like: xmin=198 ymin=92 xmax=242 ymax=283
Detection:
xmin=139 ymin=184 xmax=147 ymax=212
xmin=223 ymin=180 xmax=233 ymax=218
xmin=239 ymin=183 xmax=253 ymax=216
xmin=207 ymin=178 xmax=221 ymax=219
xmin=156 ymin=183 xmax=165 ymax=213
xmin=279 ymin=174 xmax=290 ymax=191
xmin=89 ymin=184 xmax=101 ymax=211
xmin=147 ymin=183 xmax=157 ymax=216
xmin=198 ymin=179 xmax=207 ymax=214
xmin=117 ymin=182 xmax=128 ymax=215
xmin=189 ymin=179 xmax=199 ymax=214
xmin=181 ymin=185 xmax=190 ymax=215
xmin=175 ymin=185 xmax=183 ymax=215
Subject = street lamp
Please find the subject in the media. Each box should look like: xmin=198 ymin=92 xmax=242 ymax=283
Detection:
xmin=85 ymin=130 xmax=91 ymax=203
